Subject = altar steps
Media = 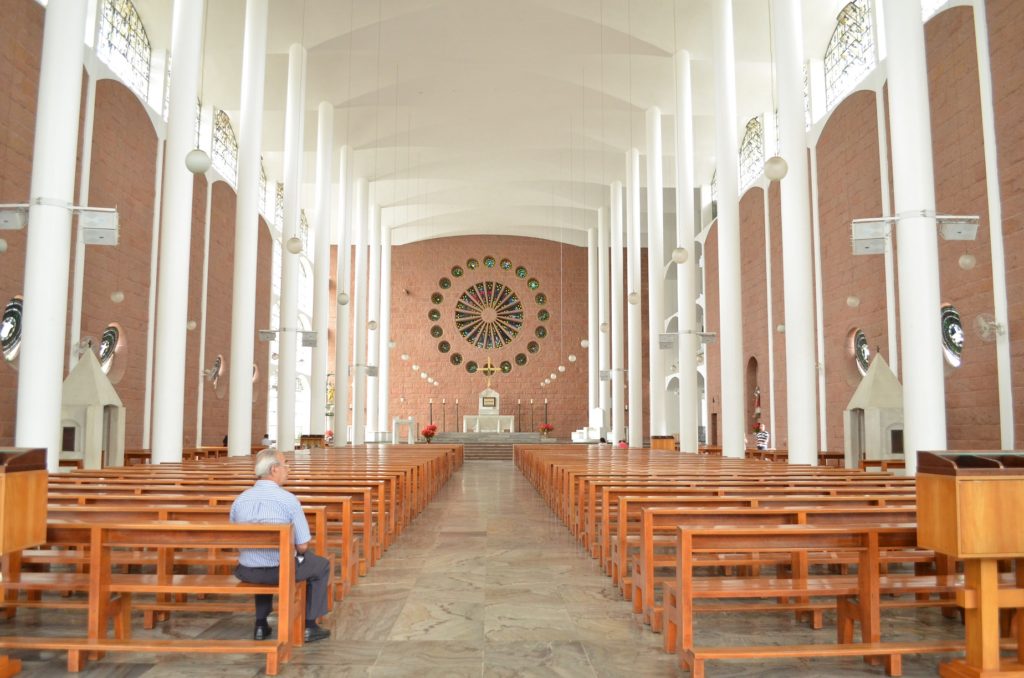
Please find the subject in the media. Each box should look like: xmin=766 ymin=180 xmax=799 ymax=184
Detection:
xmin=431 ymin=432 xmax=561 ymax=461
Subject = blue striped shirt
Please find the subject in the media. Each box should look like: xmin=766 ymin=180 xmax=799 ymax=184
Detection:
xmin=229 ymin=479 xmax=311 ymax=567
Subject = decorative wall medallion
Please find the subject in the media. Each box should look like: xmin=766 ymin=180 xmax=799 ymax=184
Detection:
xmin=515 ymin=353 xmax=527 ymax=366
xmin=527 ymin=341 xmax=539 ymax=353
xmin=853 ymin=329 xmax=870 ymax=376
xmin=500 ymin=360 xmax=512 ymax=373
xmin=483 ymin=256 xmax=496 ymax=268
xmin=450 ymin=352 xmax=463 ymax=365
xmin=466 ymin=361 xmax=478 ymax=373
xmin=438 ymin=277 xmax=452 ymax=289
xmin=537 ymin=309 xmax=549 ymax=321
xmin=431 ymin=292 xmax=444 ymax=304
xmin=500 ymin=258 xmax=512 ymax=270
xmin=941 ymin=305 xmax=964 ymax=367
xmin=438 ymin=340 xmax=451 ymax=353
xmin=515 ymin=266 xmax=527 ymax=278
xmin=466 ymin=258 xmax=479 ymax=270
xmin=535 ymin=293 xmax=546 ymax=305
xmin=451 ymin=265 xmax=464 ymax=277
xmin=430 ymin=325 xmax=444 ymax=338
xmin=428 ymin=309 xmax=441 ymax=321
xmin=1 ymin=296 xmax=23 ymax=364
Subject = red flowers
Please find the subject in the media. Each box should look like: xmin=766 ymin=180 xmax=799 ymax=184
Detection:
xmin=421 ymin=424 xmax=438 ymax=441
xmin=538 ymin=423 xmax=554 ymax=433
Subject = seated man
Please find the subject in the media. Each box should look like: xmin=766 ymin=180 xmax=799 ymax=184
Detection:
xmin=230 ymin=448 xmax=331 ymax=643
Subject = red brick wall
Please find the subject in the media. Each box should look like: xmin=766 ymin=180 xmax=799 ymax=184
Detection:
xmin=200 ymin=182 xmax=236 ymax=443
xmin=739 ymin=188 xmax=770 ymax=438
xmin=253 ymin=217 xmax=272 ymax=438
xmin=180 ymin=174 xmax=208 ymax=447
xmin=703 ymin=224 xmax=721 ymax=445
xmin=767 ymin=181 xmax=788 ymax=447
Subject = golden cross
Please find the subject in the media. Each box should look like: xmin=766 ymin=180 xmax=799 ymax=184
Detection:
xmin=479 ymin=357 xmax=498 ymax=388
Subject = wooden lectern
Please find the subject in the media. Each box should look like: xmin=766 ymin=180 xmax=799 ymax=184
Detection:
xmin=0 ymin=448 xmax=48 ymax=677
xmin=917 ymin=451 xmax=1024 ymax=678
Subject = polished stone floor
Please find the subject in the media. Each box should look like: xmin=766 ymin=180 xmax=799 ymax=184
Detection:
xmin=6 ymin=461 xmax=968 ymax=676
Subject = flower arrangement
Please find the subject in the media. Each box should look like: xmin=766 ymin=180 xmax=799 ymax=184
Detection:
xmin=421 ymin=424 xmax=438 ymax=442
xmin=538 ymin=423 xmax=554 ymax=434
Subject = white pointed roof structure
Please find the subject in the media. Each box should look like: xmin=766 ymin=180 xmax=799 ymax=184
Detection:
xmin=846 ymin=354 xmax=902 ymax=411
xmin=62 ymin=350 xmax=123 ymax=408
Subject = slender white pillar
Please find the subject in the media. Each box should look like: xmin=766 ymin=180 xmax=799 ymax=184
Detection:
xmin=674 ymin=49 xmax=699 ymax=454
xmin=609 ymin=181 xmax=625 ymax=441
xmin=597 ymin=207 xmax=611 ymax=422
xmin=973 ymin=2 xmax=1014 ymax=449
xmin=310 ymin=102 xmax=334 ymax=437
xmin=142 ymin=142 xmax=165 ymax=448
xmin=875 ymin=92 xmax=899 ymax=376
xmin=772 ymin=0 xmax=819 ymax=465
xmin=194 ymin=181 xmax=214 ymax=446
xmin=15 ymin=0 xmax=89 ymax=470
xmin=586 ymin=225 xmax=599 ymax=416
xmin=882 ymin=0 xmax=946 ymax=476
xmin=276 ymin=43 xmax=307 ymax=452
xmin=626 ymin=148 xmax=643 ymax=448
xmin=68 ymin=70 xmax=97 ymax=370
xmin=333 ymin=147 xmax=352 ymax=445
xmin=712 ymin=0 xmax=745 ymax=459
xmin=350 ymin=178 xmax=369 ymax=445
xmin=227 ymin=0 xmax=269 ymax=456
xmin=377 ymin=224 xmax=393 ymax=433
xmin=150 ymin=0 xmax=205 ymax=465
xmin=365 ymin=202 xmax=381 ymax=438
xmin=645 ymin=107 xmax=667 ymax=436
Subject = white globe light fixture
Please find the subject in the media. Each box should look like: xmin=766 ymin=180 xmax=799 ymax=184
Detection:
xmin=337 ymin=292 xmax=350 ymax=306
xmin=285 ymin=236 xmax=303 ymax=254
xmin=0 ymin=238 xmax=8 ymax=254
xmin=568 ymin=354 xmax=577 ymax=363
xmin=550 ymin=373 xmax=557 ymax=380
xmin=110 ymin=290 xmax=125 ymax=304
xmin=412 ymin=364 xmax=419 ymax=371
xmin=764 ymin=155 xmax=789 ymax=181
xmin=558 ymin=365 xmax=566 ymax=372
xmin=420 ymin=372 xmax=428 ymax=379
xmin=185 ymin=148 xmax=211 ymax=174
xmin=627 ymin=292 xmax=640 ymax=305
xmin=599 ymin=322 xmax=609 ymax=333
xmin=580 ymin=339 xmax=589 ymax=348
xmin=777 ymin=324 xmax=786 ymax=333
xmin=846 ymin=295 xmax=861 ymax=308
xmin=958 ymin=253 xmax=977 ymax=271
xmin=367 ymin=320 xmax=378 ymax=331
xmin=671 ymin=247 xmax=688 ymax=264
xmin=400 ymin=353 xmax=409 ymax=361
xmin=186 ymin=320 xmax=198 ymax=331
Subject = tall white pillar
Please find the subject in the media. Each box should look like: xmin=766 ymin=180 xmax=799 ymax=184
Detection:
xmin=674 ymin=50 xmax=699 ymax=454
xmin=609 ymin=181 xmax=625 ymax=441
xmin=772 ymin=0 xmax=818 ymax=465
xmin=332 ymin=147 xmax=352 ymax=445
xmin=310 ymin=102 xmax=334 ymax=437
xmin=626 ymin=148 xmax=643 ymax=448
xmin=227 ymin=0 xmax=269 ymax=456
xmin=276 ymin=43 xmax=307 ymax=452
xmin=150 ymin=0 xmax=205 ymax=464
xmin=645 ymin=107 xmax=667 ymax=436
xmin=586 ymin=225 xmax=599 ymax=416
xmin=377 ymin=224 xmax=393 ymax=433
xmin=883 ymin=0 xmax=946 ymax=476
xmin=365 ymin=202 xmax=381 ymax=438
xmin=598 ymin=206 xmax=610 ymax=420
xmin=15 ymin=0 xmax=89 ymax=471
xmin=350 ymin=178 xmax=369 ymax=445
xmin=712 ymin=0 xmax=745 ymax=459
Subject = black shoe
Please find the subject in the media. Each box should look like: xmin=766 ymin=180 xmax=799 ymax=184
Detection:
xmin=254 ymin=622 xmax=272 ymax=641
xmin=303 ymin=625 xmax=331 ymax=643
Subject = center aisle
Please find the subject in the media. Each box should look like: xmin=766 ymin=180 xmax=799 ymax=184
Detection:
xmin=301 ymin=460 xmax=679 ymax=677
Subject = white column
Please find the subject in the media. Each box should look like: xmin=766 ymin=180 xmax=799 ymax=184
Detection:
xmin=882 ymin=0 xmax=946 ymax=476
xmin=227 ymin=0 xmax=268 ymax=456
xmin=609 ymin=181 xmax=625 ymax=441
xmin=645 ymin=107 xmax=667 ymax=436
xmin=586 ymin=225 xmax=599 ymax=416
xmin=674 ymin=49 xmax=699 ymax=454
xmin=15 ymin=0 xmax=89 ymax=470
xmin=350 ymin=178 xmax=369 ymax=444
xmin=377 ymin=224 xmax=393 ymax=433
xmin=626 ymin=148 xmax=643 ymax=448
xmin=973 ymin=2 xmax=1014 ymax=449
xmin=276 ymin=43 xmax=307 ymax=452
xmin=772 ymin=0 xmax=818 ymax=465
xmin=150 ymin=0 xmax=205 ymax=465
xmin=333 ymin=147 xmax=352 ymax=445
xmin=310 ymin=101 xmax=333 ymax=437
xmin=365 ymin=201 xmax=381 ymax=438
xmin=712 ymin=0 xmax=745 ymax=459
xmin=597 ymin=207 xmax=611 ymax=421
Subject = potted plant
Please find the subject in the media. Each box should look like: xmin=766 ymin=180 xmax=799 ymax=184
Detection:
xmin=538 ymin=423 xmax=554 ymax=437
xmin=421 ymin=424 xmax=438 ymax=442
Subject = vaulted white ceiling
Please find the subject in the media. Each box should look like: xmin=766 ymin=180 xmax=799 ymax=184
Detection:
xmin=131 ymin=0 xmax=852 ymax=245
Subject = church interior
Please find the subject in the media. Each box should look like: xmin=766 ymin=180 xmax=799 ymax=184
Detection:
xmin=0 ymin=0 xmax=1022 ymax=675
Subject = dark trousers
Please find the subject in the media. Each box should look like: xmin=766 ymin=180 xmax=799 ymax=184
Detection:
xmin=235 ymin=552 xmax=330 ymax=622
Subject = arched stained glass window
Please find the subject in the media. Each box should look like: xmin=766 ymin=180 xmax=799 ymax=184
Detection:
xmin=738 ymin=116 xmax=764 ymax=190
xmin=803 ymin=63 xmax=812 ymax=130
xmin=97 ymin=0 xmax=151 ymax=100
xmin=823 ymin=0 xmax=875 ymax=110
xmin=212 ymin=110 xmax=239 ymax=186
xmin=299 ymin=210 xmax=310 ymax=252
xmin=275 ymin=182 xmax=285 ymax=229
xmin=710 ymin=170 xmax=718 ymax=204
xmin=259 ymin=160 xmax=268 ymax=212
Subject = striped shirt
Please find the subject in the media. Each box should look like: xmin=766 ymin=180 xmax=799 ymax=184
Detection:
xmin=754 ymin=430 xmax=770 ymax=450
xmin=229 ymin=479 xmax=311 ymax=567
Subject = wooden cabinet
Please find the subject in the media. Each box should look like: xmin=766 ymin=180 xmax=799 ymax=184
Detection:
xmin=0 ymin=448 xmax=47 ymax=555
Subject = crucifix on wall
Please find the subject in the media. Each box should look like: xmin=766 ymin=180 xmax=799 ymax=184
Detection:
xmin=479 ymin=357 xmax=498 ymax=388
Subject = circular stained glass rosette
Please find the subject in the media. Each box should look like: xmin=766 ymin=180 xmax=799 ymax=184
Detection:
xmin=467 ymin=258 xmax=479 ymax=270
xmin=527 ymin=341 xmax=539 ymax=354
xmin=430 ymin=325 xmax=444 ymax=338
xmin=438 ymin=340 xmax=451 ymax=353
xmin=535 ymin=326 xmax=547 ymax=339
xmin=483 ymin=256 xmax=495 ymax=268
xmin=500 ymin=258 xmax=512 ymax=270
xmin=428 ymin=309 xmax=441 ymax=321
xmin=535 ymin=293 xmax=546 ymax=305
xmin=431 ymin=292 xmax=444 ymax=305
xmin=500 ymin=360 xmax=512 ymax=373
xmin=941 ymin=305 xmax=964 ymax=367
xmin=98 ymin=325 xmax=119 ymax=371
xmin=515 ymin=353 xmax=527 ymax=366
xmin=439 ymin=277 xmax=452 ymax=289
xmin=515 ymin=266 xmax=528 ymax=279
xmin=451 ymin=266 xmax=464 ymax=278
xmin=454 ymin=281 xmax=524 ymax=350
xmin=466 ymin=361 xmax=478 ymax=373
xmin=537 ymin=309 xmax=549 ymax=321
xmin=450 ymin=353 xmax=463 ymax=365
xmin=1 ymin=297 xmax=24 ymax=362
xmin=853 ymin=329 xmax=870 ymax=376
xmin=527 ymin=278 xmax=540 ymax=290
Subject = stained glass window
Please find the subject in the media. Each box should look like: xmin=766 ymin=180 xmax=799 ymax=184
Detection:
xmin=275 ymin=182 xmax=285 ymax=228
xmin=803 ymin=63 xmax=812 ymax=130
xmin=738 ymin=116 xmax=765 ymax=190
xmin=454 ymin=282 xmax=523 ymax=349
xmin=823 ymin=0 xmax=875 ymax=110
xmin=1 ymin=297 xmax=24 ymax=363
xmin=853 ymin=329 xmax=870 ymax=376
xmin=941 ymin=305 xmax=964 ymax=367
xmin=299 ymin=210 xmax=310 ymax=252
xmin=259 ymin=160 xmax=268 ymax=211
xmin=212 ymin=110 xmax=239 ymax=186
xmin=97 ymin=0 xmax=151 ymax=100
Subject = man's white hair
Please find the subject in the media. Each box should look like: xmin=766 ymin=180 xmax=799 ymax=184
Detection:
xmin=254 ymin=448 xmax=283 ymax=478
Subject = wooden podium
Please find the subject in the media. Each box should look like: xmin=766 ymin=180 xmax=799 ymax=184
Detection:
xmin=0 ymin=448 xmax=48 ymax=677
xmin=917 ymin=451 xmax=1024 ymax=677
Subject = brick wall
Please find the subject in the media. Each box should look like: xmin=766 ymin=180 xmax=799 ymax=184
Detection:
xmin=739 ymin=187 xmax=770 ymax=439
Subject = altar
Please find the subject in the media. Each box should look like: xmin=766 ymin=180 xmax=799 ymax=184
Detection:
xmin=462 ymin=386 xmax=515 ymax=433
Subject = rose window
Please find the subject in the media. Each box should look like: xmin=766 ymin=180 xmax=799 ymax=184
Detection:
xmin=454 ymin=282 xmax=524 ymax=349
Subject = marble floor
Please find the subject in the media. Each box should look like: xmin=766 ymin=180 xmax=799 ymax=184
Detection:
xmin=6 ymin=461 xmax=969 ymax=676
